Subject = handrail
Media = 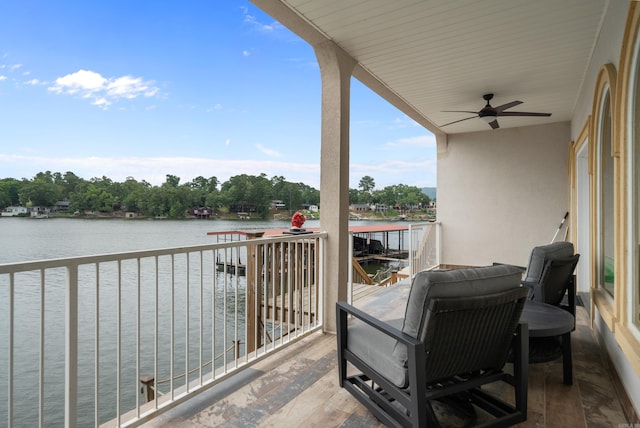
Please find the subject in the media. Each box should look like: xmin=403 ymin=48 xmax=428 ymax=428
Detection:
xmin=0 ymin=231 xmax=326 ymax=428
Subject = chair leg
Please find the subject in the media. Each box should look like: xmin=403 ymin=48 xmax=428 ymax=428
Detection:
xmin=336 ymin=305 xmax=348 ymax=387
xmin=514 ymin=323 xmax=529 ymax=416
xmin=561 ymin=331 xmax=572 ymax=385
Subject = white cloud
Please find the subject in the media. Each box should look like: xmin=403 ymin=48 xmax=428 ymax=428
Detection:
xmin=241 ymin=6 xmax=284 ymax=34
xmin=0 ymin=154 xmax=321 ymax=187
xmin=48 ymin=69 xmax=160 ymax=108
xmin=242 ymin=50 xmax=251 ymax=57
xmin=225 ymin=139 xmax=231 ymax=146
xmin=389 ymin=116 xmax=420 ymax=129
xmin=206 ymin=104 xmax=223 ymax=112
xmin=24 ymin=78 xmax=42 ymax=85
xmin=350 ymin=158 xmax=437 ymax=188
xmin=0 ymin=153 xmax=437 ymax=189
xmin=256 ymin=144 xmax=281 ymax=157
xmin=384 ymin=135 xmax=436 ymax=149
xmin=243 ymin=13 xmax=283 ymax=33
xmin=0 ymin=75 xmax=6 ymax=81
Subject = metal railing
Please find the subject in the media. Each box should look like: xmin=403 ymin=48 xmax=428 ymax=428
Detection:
xmin=0 ymin=232 xmax=326 ymax=427
xmin=408 ymin=222 xmax=441 ymax=276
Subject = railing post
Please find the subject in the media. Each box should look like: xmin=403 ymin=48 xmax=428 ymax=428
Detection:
xmin=232 ymin=340 xmax=241 ymax=359
xmin=408 ymin=224 xmax=414 ymax=278
xmin=139 ymin=376 xmax=155 ymax=402
xmin=246 ymin=232 xmax=264 ymax=354
xmin=435 ymin=222 xmax=442 ymax=268
xmin=65 ymin=264 xmax=79 ymax=428
xmin=348 ymin=231 xmax=353 ymax=305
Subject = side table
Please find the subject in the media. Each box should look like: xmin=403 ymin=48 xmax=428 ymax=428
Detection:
xmin=520 ymin=301 xmax=575 ymax=385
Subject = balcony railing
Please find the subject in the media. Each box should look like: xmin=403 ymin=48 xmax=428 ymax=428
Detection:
xmin=408 ymin=221 xmax=441 ymax=276
xmin=0 ymin=231 xmax=326 ymax=427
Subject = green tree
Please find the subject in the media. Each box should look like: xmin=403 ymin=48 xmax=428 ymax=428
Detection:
xmin=0 ymin=178 xmax=22 ymax=207
xmin=19 ymin=176 xmax=62 ymax=207
xmin=248 ymin=173 xmax=272 ymax=218
xmin=358 ymin=175 xmax=375 ymax=203
xmin=165 ymin=174 xmax=181 ymax=188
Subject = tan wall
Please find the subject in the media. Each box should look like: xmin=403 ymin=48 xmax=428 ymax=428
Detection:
xmin=437 ymin=121 xmax=571 ymax=267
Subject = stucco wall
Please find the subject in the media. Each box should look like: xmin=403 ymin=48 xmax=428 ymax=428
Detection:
xmin=437 ymin=121 xmax=571 ymax=267
xmin=571 ymin=0 xmax=628 ymax=138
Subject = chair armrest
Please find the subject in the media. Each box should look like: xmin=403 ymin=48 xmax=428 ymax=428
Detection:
xmin=520 ymin=280 xmax=538 ymax=299
xmin=493 ymin=262 xmax=526 ymax=271
xmin=336 ymin=301 xmax=422 ymax=347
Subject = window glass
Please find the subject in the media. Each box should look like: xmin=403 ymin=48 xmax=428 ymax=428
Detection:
xmin=635 ymin=50 xmax=640 ymax=326
xmin=600 ymin=93 xmax=615 ymax=296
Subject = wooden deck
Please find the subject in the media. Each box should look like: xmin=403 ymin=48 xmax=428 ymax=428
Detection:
xmin=142 ymin=283 xmax=637 ymax=428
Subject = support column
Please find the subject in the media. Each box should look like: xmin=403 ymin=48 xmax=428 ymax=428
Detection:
xmin=314 ymin=40 xmax=356 ymax=333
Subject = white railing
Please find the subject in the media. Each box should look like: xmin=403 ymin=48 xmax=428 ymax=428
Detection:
xmin=0 ymin=232 xmax=326 ymax=427
xmin=408 ymin=222 xmax=441 ymax=276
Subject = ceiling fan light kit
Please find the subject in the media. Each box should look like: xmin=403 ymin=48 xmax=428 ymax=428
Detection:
xmin=441 ymin=93 xmax=551 ymax=130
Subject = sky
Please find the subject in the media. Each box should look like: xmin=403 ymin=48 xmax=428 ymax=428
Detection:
xmin=0 ymin=1 xmax=437 ymax=190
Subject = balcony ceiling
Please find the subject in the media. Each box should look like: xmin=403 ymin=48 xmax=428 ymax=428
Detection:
xmin=252 ymin=0 xmax=608 ymax=134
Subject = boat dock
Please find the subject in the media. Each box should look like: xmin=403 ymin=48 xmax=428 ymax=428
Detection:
xmin=208 ymin=224 xmax=409 ymax=274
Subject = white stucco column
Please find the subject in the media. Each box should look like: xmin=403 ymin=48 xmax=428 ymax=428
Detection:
xmin=314 ymin=40 xmax=356 ymax=333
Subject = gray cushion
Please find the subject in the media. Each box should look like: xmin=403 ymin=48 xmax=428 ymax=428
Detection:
xmin=524 ymin=242 xmax=574 ymax=284
xmin=347 ymin=318 xmax=405 ymax=387
xmin=400 ymin=265 xmax=525 ymax=342
xmin=349 ymin=264 xmax=524 ymax=388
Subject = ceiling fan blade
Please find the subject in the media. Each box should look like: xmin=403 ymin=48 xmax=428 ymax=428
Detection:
xmin=489 ymin=119 xmax=500 ymax=129
xmin=440 ymin=115 xmax=477 ymax=127
xmin=441 ymin=110 xmax=478 ymax=114
xmin=494 ymin=101 xmax=522 ymax=113
xmin=498 ymin=111 xmax=551 ymax=117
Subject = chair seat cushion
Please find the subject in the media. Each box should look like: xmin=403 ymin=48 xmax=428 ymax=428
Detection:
xmin=347 ymin=318 xmax=407 ymax=388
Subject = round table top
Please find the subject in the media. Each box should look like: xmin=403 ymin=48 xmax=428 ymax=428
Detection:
xmin=520 ymin=301 xmax=575 ymax=337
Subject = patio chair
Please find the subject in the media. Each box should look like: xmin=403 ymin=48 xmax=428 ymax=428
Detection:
xmin=520 ymin=242 xmax=580 ymax=363
xmin=522 ymin=241 xmax=580 ymax=317
xmin=337 ymin=264 xmax=529 ymax=427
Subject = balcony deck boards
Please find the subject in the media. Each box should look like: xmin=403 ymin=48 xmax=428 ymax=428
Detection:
xmin=142 ymin=284 xmax=632 ymax=428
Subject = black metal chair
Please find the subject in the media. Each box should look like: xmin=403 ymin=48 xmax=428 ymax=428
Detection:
xmin=521 ymin=242 xmax=580 ymax=317
xmin=337 ymin=265 xmax=529 ymax=427
xmin=520 ymin=242 xmax=580 ymax=363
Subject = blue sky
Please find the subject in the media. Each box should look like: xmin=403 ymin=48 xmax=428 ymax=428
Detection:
xmin=0 ymin=1 xmax=436 ymax=190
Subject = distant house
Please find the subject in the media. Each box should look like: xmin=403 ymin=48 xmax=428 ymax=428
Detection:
xmin=54 ymin=200 xmax=70 ymax=211
xmin=271 ymin=200 xmax=286 ymax=210
xmin=191 ymin=207 xmax=211 ymax=219
xmin=30 ymin=206 xmax=50 ymax=218
xmin=349 ymin=204 xmax=369 ymax=212
xmin=1 ymin=206 xmax=28 ymax=217
xmin=374 ymin=204 xmax=388 ymax=213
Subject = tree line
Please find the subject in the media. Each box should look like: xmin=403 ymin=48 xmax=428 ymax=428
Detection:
xmin=0 ymin=172 xmax=430 ymax=219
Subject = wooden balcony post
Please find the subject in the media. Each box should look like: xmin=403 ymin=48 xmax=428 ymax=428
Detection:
xmin=246 ymin=231 xmax=264 ymax=354
xmin=139 ymin=376 xmax=155 ymax=402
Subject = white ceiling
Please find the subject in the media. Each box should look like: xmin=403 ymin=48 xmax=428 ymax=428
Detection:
xmin=252 ymin=0 xmax=609 ymax=134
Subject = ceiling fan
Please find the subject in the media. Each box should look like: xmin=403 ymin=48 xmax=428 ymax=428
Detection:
xmin=440 ymin=93 xmax=551 ymax=129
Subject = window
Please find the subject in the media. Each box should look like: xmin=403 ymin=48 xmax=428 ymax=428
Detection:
xmin=633 ymin=32 xmax=640 ymax=326
xmin=599 ymin=92 xmax=615 ymax=296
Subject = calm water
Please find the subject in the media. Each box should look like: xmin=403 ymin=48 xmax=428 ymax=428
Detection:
xmin=0 ymin=216 xmax=323 ymax=427
xmin=0 ymin=216 xmax=319 ymax=264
